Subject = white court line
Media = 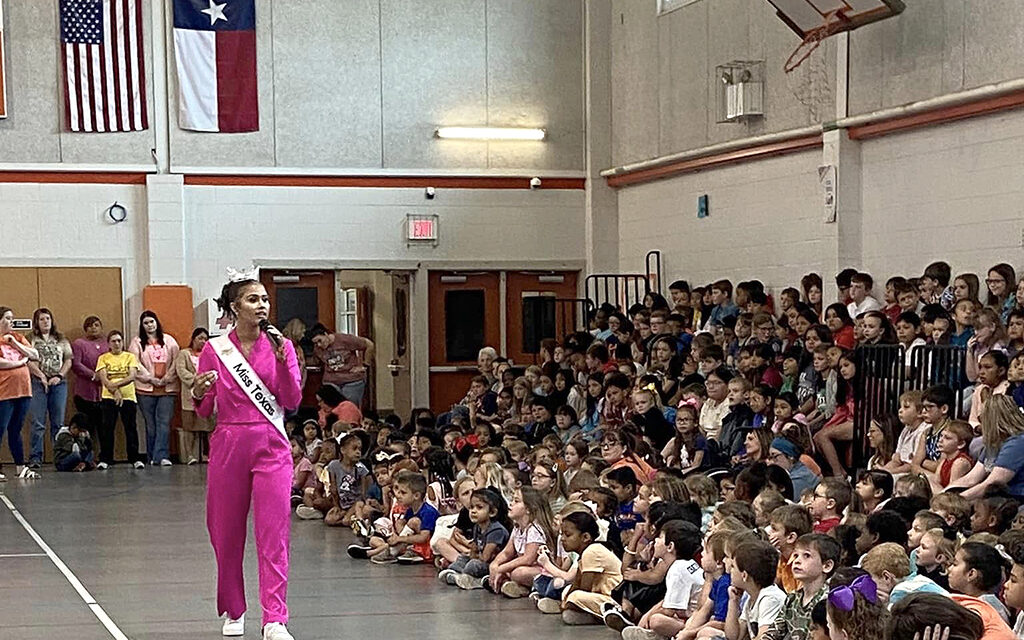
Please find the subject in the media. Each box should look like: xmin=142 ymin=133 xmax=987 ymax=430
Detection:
xmin=0 ymin=494 xmax=129 ymax=640
xmin=0 ymin=552 xmax=48 ymax=558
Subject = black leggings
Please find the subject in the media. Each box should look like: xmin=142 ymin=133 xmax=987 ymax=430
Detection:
xmin=100 ymin=400 xmax=139 ymax=464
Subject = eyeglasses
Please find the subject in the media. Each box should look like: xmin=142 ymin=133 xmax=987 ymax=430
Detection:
xmin=601 ymin=441 xmax=621 ymax=449
xmin=812 ymin=491 xmax=829 ymax=500
xmin=531 ymin=473 xmax=552 ymax=481
xmin=768 ymin=452 xmax=785 ymax=461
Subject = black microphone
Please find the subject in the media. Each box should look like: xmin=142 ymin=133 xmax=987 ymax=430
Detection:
xmin=259 ymin=319 xmax=283 ymax=349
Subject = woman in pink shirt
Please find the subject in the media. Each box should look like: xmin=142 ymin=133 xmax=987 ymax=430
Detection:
xmin=129 ymin=311 xmax=180 ymax=466
xmin=191 ymin=276 xmax=301 ymax=640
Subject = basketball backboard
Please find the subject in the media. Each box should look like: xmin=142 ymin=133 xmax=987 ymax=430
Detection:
xmin=766 ymin=0 xmax=905 ymax=38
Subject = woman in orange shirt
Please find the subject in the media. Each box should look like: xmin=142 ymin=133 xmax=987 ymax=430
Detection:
xmin=0 ymin=306 xmax=41 ymax=480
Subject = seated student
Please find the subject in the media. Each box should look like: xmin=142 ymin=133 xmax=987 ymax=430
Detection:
xmin=824 ymin=570 xmax=889 ymax=640
xmin=752 ymin=490 xmax=787 ymax=530
xmin=765 ymin=504 xmax=814 ymax=593
xmin=767 ymin=437 xmax=819 ymax=501
xmin=855 ymin=470 xmax=893 ymax=514
xmin=914 ymin=526 xmax=956 ymax=591
xmin=723 ymin=539 xmax=787 ymax=640
xmin=970 ymin=495 xmax=1021 ymax=536
xmin=677 ymin=531 xmax=731 ymax=640
xmin=1003 ymin=536 xmax=1024 ymax=637
xmin=948 ymin=542 xmax=1013 ymax=624
xmin=913 ymin=385 xmax=955 ymax=474
xmin=855 ymin=511 xmax=909 ymax=560
xmin=809 ymin=478 xmax=851 ymax=534
xmin=761 ymin=533 xmax=840 ymax=640
xmin=545 ymin=510 xmax=624 ymax=625
xmin=478 ymin=487 xmax=557 ymax=597
xmin=717 ymin=377 xmax=756 ymax=461
xmin=296 ymin=439 xmax=339 ymax=521
xmin=860 ymin=542 xmax=948 ymax=605
xmin=620 ymin=520 xmax=705 ymax=640
xmin=323 ymin=433 xmax=370 ymax=528
xmin=54 ymin=413 xmax=96 ymax=472
xmin=930 ymin=492 xmax=973 ymax=534
xmin=606 ymin=467 xmax=644 ymax=547
xmin=631 ymin=386 xmax=673 ymax=450
xmin=921 ymin=420 xmax=974 ymax=492
xmin=315 ymin=383 xmax=362 ymax=431
xmin=883 ymin=390 xmax=927 ymax=475
xmin=369 ymin=470 xmax=440 ymax=565
xmin=440 ymin=488 xmax=509 ymax=586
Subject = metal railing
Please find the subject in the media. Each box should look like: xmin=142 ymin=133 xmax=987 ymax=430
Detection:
xmin=645 ymin=250 xmax=663 ymax=296
xmin=853 ymin=344 xmax=905 ymax=471
xmin=584 ymin=273 xmax=650 ymax=313
xmin=908 ymin=344 xmax=969 ymax=419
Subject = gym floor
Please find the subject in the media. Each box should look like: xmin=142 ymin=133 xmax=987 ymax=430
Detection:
xmin=0 ymin=467 xmax=611 ymax=640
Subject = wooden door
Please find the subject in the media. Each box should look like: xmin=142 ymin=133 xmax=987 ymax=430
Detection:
xmin=505 ymin=271 xmax=580 ymax=365
xmin=428 ymin=272 xmax=500 ymax=412
xmin=260 ymin=270 xmax=336 ymax=410
xmin=389 ymin=273 xmax=413 ymax=419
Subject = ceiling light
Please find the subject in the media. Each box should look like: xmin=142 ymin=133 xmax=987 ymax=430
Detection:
xmin=435 ymin=126 xmax=546 ymax=141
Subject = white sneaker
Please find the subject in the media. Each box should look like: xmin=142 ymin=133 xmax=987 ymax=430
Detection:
xmin=262 ymin=622 xmax=294 ymax=640
xmin=295 ymin=505 xmax=324 ymax=520
xmin=187 ymin=457 xmax=198 ymax=465
xmin=222 ymin=614 xmax=244 ymax=637
xmin=160 ymin=458 xmax=173 ymax=466
xmin=133 ymin=461 xmax=145 ymax=469
xmin=17 ymin=466 xmax=40 ymax=479
xmin=96 ymin=462 xmax=109 ymax=470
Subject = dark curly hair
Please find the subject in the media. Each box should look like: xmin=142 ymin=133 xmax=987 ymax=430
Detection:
xmin=216 ymin=277 xmax=261 ymax=321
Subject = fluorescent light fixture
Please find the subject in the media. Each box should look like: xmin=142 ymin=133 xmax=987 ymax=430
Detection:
xmin=435 ymin=126 xmax=546 ymax=141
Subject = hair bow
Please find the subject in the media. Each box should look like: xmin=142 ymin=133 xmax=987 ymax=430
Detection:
xmin=454 ymin=434 xmax=479 ymax=452
xmin=642 ymin=382 xmax=657 ymax=392
xmin=828 ymin=575 xmax=877 ymax=611
xmin=996 ymin=544 xmax=1014 ymax=563
xmin=677 ymin=397 xmax=700 ymax=410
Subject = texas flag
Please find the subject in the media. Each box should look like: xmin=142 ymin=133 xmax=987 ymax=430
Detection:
xmin=172 ymin=0 xmax=258 ymax=132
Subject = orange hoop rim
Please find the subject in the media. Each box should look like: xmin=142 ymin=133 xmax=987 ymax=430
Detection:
xmin=784 ymin=10 xmax=848 ymax=73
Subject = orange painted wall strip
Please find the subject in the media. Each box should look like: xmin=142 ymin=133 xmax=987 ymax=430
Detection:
xmin=847 ymin=89 xmax=1024 ymax=140
xmin=606 ymin=134 xmax=824 ymax=188
xmin=0 ymin=171 xmax=148 ymax=184
xmin=183 ymin=175 xmax=586 ymax=190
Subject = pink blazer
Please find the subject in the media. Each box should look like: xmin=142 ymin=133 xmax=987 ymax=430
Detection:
xmin=129 ymin=334 xmax=181 ymax=394
xmin=195 ymin=331 xmax=302 ymax=426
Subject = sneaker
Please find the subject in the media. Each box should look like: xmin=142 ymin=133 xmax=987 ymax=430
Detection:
xmin=536 ymin=597 xmax=562 ymax=614
xmin=0 ymin=471 xmax=6 ymax=482
xmin=295 ymin=505 xmax=324 ymax=520
xmin=187 ymin=457 xmax=198 ymax=466
xmin=562 ymin=608 xmax=600 ymax=625
xmin=500 ymin=581 xmax=530 ymax=599
xmin=222 ymin=614 xmax=244 ymax=637
xmin=347 ymin=544 xmax=371 ymax=559
xmin=96 ymin=462 xmax=109 ymax=470
xmin=354 ymin=518 xmax=372 ymax=538
xmin=396 ymin=551 xmax=425 ymax=565
xmin=455 ymin=573 xmax=486 ymax=590
xmin=28 ymin=461 xmax=41 ymax=470
xmin=160 ymin=458 xmax=173 ymax=467
xmin=437 ymin=569 xmax=457 ymax=585
xmin=262 ymin=622 xmax=294 ymax=640
xmin=603 ymin=606 xmax=633 ymax=633
xmin=622 ymin=627 xmax=662 ymax=640
xmin=17 ymin=467 xmax=40 ymax=479
xmin=133 ymin=461 xmax=145 ymax=469
xmin=370 ymin=552 xmax=397 ymax=565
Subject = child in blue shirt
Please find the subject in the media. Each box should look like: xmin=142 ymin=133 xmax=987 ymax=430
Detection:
xmin=606 ymin=467 xmax=644 ymax=547
xmin=677 ymin=530 xmax=731 ymax=639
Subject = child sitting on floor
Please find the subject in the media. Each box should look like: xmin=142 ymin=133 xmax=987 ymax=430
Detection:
xmin=481 ymin=487 xmax=557 ymax=598
xmin=439 ymin=488 xmax=509 ymax=588
xmin=54 ymin=413 xmax=95 ymax=472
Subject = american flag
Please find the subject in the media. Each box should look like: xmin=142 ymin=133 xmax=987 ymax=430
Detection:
xmin=60 ymin=0 xmax=148 ymax=132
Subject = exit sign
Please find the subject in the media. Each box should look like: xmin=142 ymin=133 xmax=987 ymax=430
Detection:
xmin=407 ymin=214 xmax=439 ymax=243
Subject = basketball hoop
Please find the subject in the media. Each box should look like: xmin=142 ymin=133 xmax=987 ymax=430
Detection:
xmin=784 ymin=10 xmax=846 ymax=73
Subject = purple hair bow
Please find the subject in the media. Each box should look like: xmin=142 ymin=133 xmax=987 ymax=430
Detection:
xmin=827 ymin=575 xmax=878 ymax=611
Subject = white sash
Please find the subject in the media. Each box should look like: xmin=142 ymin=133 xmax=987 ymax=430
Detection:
xmin=210 ymin=334 xmax=287 ymax=441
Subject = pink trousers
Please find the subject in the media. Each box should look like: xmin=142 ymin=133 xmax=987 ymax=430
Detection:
xmin=207 ymin=422 xmax=292 ymax=625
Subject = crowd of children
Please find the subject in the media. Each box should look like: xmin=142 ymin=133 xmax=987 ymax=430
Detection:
xmin=287 ymin=261 xmax=1024 ymax=640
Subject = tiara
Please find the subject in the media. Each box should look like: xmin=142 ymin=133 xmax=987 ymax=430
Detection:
xmin=226 ymin=266 xmax=259 ymax=283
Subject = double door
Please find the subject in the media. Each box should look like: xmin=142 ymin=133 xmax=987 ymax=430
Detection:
xmin=428 ymin=270 xmax=579 ymax=411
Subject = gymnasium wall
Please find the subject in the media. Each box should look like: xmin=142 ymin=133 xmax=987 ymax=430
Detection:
xmin=0 ymin=0 xmax=584 ymax=172
xmin=617 ymin=150 xmax=825 ymax=292
xmin=609 ymin=0 xmax=835 ymax=167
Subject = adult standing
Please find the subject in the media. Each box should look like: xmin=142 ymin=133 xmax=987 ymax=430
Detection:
xmin=26 ymin=308 xmax=72 ymax=469
xmin=191 ymin=275 xmax=302 ymax=640
xmin=309 ymin=323 xmax=374 ymax=407
xmin=0 ymin=306 xmax=41 ymax=480
xmin=95 ymin=330 xmax=142 ymax=470
xmin=71 ymin=316 xmax=108 ymax=453
xmin=175 ymin=328 xmax=213 ymax=465
xmin=129 ymin=310 xmax=180 ymax=466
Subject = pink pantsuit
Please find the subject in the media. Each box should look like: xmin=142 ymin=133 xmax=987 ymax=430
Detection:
xmin=195 ymin=332 xmax=302 ymax=625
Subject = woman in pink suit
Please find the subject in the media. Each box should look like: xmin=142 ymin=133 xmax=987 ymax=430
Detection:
xmin=191 ymin=275 xmax=302 ymax=640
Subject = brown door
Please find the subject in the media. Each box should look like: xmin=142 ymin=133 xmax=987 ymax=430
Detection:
xmin=428 ymin=272 xmax=500 ymax=412
xmin=390 ymin=273 xmax=413 ymax=419
xmin=506 ymin=271 xmax=580 ymax=365
xmin=260 ymin=270 xmax=336 ymax=409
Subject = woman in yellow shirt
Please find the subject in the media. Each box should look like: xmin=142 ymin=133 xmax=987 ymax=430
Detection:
xmin=95 ymin=330 xmax=141 ymax=470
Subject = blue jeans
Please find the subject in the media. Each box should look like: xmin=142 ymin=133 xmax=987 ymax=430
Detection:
xmin=56 ymin=449 xmax=94 ymax=471
xmin=339 ymin=379 xmax=366 ymax=406
xmin=533 ymin=574 xmax=566 ymax=600
xmin=138 ymin=394 xmax=175 ymax=463
xmin=0 ymin=396 xmax=30 ymax=466
xmin=29 ymin=378 xmax=67 ymax=464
